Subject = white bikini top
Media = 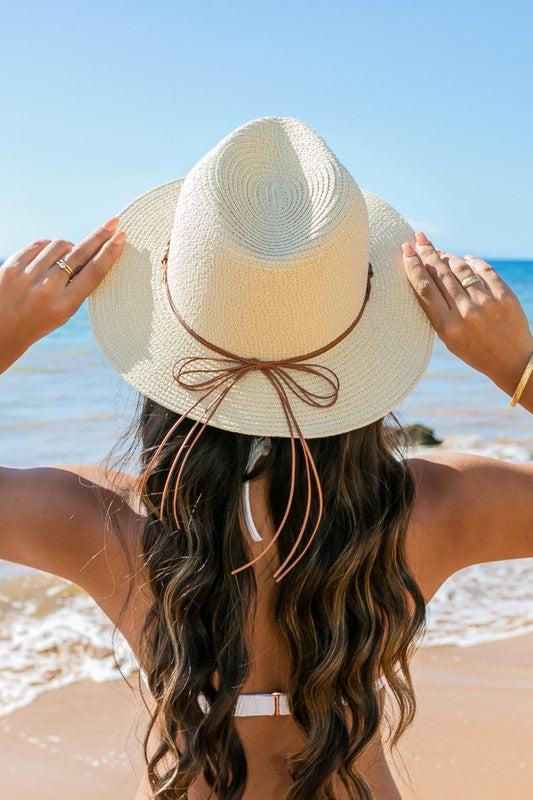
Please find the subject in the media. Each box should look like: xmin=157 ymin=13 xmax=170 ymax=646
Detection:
xmin=241 ymin=436 xmax=272 ymax=542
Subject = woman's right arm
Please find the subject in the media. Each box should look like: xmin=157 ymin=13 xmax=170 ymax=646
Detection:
xmin=402 ymin=232 xmax=533 ymax=579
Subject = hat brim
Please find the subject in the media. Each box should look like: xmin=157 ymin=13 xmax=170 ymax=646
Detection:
xmin=88 ymin=179 xmax=435 ymax=438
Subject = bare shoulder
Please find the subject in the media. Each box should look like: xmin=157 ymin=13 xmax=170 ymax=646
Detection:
xmin=403 ymin=450 xmax=533 ymax=603
xmin=0 ymin=462 xmax=148 ymax=630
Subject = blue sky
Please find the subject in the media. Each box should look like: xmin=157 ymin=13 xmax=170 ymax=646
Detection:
xmin=1 ymin=0 xmax=532 ymax=260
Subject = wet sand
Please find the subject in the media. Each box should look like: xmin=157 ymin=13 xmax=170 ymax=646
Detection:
xmin=0 ymin=633 xmax=532 ymax=799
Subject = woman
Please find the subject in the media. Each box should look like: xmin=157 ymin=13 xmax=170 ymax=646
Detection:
xmin=0 ymin=116 xmax=532 ymax=800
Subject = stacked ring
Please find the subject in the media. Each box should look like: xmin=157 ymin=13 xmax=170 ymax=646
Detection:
xmin=54 ymin=258 xmax=75 ymax=280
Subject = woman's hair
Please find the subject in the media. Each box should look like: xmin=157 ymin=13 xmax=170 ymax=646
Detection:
xmin=110 ymin=396 xmax=426 ymax=800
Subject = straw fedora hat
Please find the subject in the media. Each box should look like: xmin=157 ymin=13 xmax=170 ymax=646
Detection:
xmin=88 ymin=116 xmax=435 ymax=440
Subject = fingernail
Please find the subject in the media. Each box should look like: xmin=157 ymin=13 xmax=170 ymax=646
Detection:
xmin=111 ymin=230 xmax=126 ymax=245
xmin=402 ymin=242 xmax=416 ymax=256
xmin=103 ymin=217 xmax=120 ymax=231
xmin=415 ymin=231 xmax=431 ymax=245
xmin=464 ymin=253 xmax=474 ymax=261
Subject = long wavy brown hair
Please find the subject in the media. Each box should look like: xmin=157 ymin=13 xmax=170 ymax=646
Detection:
xmin=108 ymin=395 xmax=426 ymax=799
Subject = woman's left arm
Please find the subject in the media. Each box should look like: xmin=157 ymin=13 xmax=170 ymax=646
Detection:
xmin=0 ymin=221 xmax=142 ymax=612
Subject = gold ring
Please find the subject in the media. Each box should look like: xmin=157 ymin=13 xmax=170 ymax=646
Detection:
xmin=461 ymin=275 xmax=482 ymax=289
xmin=54 ymin=258 xmax=75 ymax=280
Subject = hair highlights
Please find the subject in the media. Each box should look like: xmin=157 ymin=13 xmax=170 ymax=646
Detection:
xmin=122 ymin=398 xmax=425 ymax=799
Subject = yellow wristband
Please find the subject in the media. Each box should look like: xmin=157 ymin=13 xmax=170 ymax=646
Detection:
xmin=509 ymin=352 xmax=533 ymax=407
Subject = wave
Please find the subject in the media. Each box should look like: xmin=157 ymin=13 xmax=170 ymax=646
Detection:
xmin=0 ymin=413 xmax=117 ymax=431
xmin=0 ymin=571 xmax=138 ymax=718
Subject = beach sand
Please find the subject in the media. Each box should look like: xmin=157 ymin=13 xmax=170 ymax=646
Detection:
xmin=385 ymin=633 xmax=533 ymax=799
xmin=0 ymin=634 xmax=532 ymax=799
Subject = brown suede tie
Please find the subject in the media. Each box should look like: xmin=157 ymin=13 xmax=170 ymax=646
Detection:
xmin=143 ymin=242 xmax=373 ymax=582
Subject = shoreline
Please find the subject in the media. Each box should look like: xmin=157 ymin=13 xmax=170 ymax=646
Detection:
xmin=0 ymin=634 xmax=531 ymax=798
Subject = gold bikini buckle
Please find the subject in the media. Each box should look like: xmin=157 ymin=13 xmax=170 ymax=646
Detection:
xmin=271 ymin=691 xmax=282 ymax=716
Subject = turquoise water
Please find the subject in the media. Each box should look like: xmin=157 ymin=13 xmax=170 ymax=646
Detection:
xmin=0 ymin=259 xmax=532 ymax=717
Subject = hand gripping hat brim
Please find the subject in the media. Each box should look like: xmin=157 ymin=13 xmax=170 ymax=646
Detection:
xmin=88 ymin=118 xmax=435 ymax=439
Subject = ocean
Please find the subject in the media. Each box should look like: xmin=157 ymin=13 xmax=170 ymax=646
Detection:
xmin=0 ymin=260 xmax=532 ymax=717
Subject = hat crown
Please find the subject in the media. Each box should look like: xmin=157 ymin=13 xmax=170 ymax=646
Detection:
xmin=166 ymin=116 xmax=370 ymax=359
xmin=89 ymin=114 xmax=435 ymax=439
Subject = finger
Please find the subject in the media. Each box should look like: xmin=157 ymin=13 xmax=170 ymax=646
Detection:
xmin=414 ymin=231 xmax=446 ymax=273
xmin=441 ymin=253 xmax=492 ymax=297
xmin=63 ymin=230 xmax=126 ymax=310
xmin=2 ymin=239 xmax=52 ymax=272
xmin=464 ymin=255 xmax=512 ymax=301
xmin=414 ymin=233 xmax=468 ymax=306
xmin=28 ymin=218 xmax=120 ymax=280
xmin=28 ymin=239 xmax=75 ymax=279
xmin=59 ymin=216 xmax=120 ymax=273
xmin=401 ymin=242 xmax=451 ymax=334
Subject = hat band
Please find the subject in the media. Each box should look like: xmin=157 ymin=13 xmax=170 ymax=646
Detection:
xmin=140 ymin=242 xmax=373 ymax=581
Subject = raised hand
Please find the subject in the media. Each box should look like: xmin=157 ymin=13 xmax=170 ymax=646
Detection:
xmin=402 ymin=231 xmax=533 ymax=399
xmin=0 ymin=218 xmax=125 ymax=373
